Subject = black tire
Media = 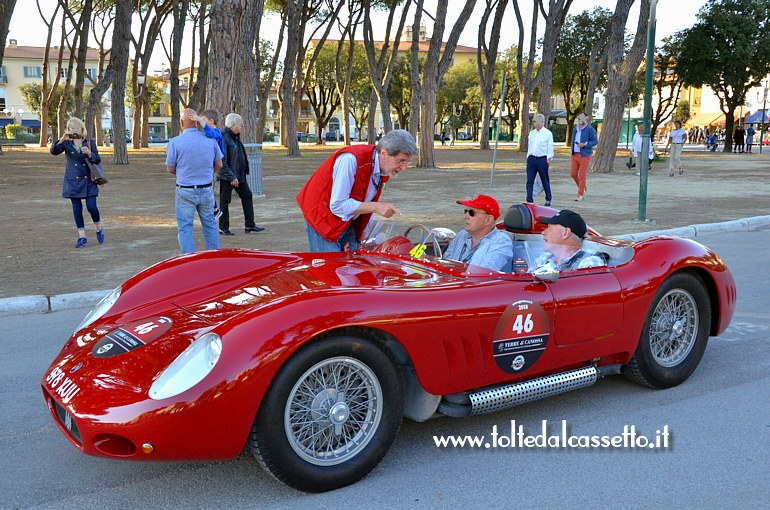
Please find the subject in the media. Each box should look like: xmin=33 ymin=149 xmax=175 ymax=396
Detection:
xmin=249 ymin=334 xmax=404 ymax=492
xmin=624 ymin=272 xmax=711 ymax=389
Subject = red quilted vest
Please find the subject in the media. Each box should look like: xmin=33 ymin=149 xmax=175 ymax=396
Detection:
xmin=296 ymin=145 xmax=388 ymax=243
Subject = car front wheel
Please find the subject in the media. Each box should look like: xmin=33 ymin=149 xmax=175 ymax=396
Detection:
xmin=624 ymin=272 xmax=711 ymax=389
xmin=249 ymin=334 xmax=404 ymax=492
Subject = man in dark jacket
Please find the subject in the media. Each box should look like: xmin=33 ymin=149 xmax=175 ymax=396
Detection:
xmin=218 ymin=113 xmax=264 ymax=235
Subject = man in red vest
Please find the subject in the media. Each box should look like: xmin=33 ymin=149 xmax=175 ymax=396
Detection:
xmin=297 ymin=129 xmax=418 ymax=251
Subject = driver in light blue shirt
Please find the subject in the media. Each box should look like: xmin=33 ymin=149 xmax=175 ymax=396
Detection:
xmin=444 ymin=194 xmax=513 ymax=272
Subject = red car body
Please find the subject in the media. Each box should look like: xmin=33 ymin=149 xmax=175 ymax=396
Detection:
xmin=42 ymin=203 xmax=736 ymax=491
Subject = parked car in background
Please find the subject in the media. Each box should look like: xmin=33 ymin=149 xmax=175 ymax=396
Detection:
xmin=457 ymin=132 xmax=473 ymax=140
xmin=108 ymin=134 xmax=132 ymax=144
xmin=148 ymin=136 xmax=168 ymax=144
xmin=297 ymin=132 xmax=319 ymax=143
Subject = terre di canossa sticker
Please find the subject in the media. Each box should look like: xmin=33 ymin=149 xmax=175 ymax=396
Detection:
xmin=91 ymin=316 xmax=172 ymax=358
xmin=492 ymin=300 xmax=549 ymax=374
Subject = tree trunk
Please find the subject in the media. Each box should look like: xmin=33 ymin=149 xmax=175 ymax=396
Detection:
xmin=478 ymin=0 xmax=507 ymax=150
xmin=58 ymin=24 xmax=80 ymax=138
xmin=169 ymin=0 xmax=189 ymax=138
xmin=0 ymin=0 xmax=17 ymax=69
xmin=110 ymin=0 xmax=132 ymax=165
xmin=513 ymin=0 xmax=544 ymax=153
xmin=417 ymin=0 xmax=475 ymax=168
xmin=585 ymin=28 xmax=610 ymax=120
xmin=536 ymin=0 xmax=573 ymax=121
xmin=235 ymin=0 xmax=261 ymax=142
xmin=187 ymin=0 xmax=210 ymax=111
xmin=255 ymin=6 xmax=284 ymax=143
xmin=588 ymin=0 xmax=649 ymax=174
xmin=367 ymin=90 xmax=377 ymax=144
xmin=37 ymin=2 xmax=64 ymax=146
xmin=207 ymin=0 xmax=245 ymax=119
xmin=85 ymin=68 xmax=112 ymax=143
xmin=407 ymin=0 xmax=422 ymax=140
xmin=279 ymin=0 xmax=301 ymax=156
xmin=363 ymin=0 xmax=411 ymax=134
xmin=71 ymin=0 xmax=93 ymax=119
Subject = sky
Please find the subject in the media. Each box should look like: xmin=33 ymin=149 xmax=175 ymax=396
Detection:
xmin=7 ymin=0 xmax=702 ymax=72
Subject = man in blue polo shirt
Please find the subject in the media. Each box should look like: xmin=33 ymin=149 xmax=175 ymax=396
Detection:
xmin=166 ymin=108 xmax=223 ymax=253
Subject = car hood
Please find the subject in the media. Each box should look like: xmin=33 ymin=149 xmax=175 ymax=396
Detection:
xmin=106 ymin=249 xmax=457 ymax=325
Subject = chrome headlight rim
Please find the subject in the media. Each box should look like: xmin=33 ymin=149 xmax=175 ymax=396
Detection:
xmin=148 ymin=332 xmax=223 ymax=400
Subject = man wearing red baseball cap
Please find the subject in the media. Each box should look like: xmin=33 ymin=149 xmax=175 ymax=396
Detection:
xmin=443 ymin=194 xmax=513 ymax=271
xmin=533 ymin=209 xmax=605 ymax=271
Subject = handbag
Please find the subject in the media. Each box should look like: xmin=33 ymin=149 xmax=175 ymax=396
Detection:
xmin=86 ymin=159 xmax=109 ymax=185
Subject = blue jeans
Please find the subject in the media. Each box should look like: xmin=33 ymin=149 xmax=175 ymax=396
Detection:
xmin=175 ymin=187 xmax=220 ymax=254
xmin=305 ymin=221 xmax=358 ymax=252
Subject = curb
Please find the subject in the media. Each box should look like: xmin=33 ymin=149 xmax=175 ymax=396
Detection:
xmin=3 ymin=215 xmax=769 ymax=318
xmin=0 ymin=290 xmax=110 ymax=317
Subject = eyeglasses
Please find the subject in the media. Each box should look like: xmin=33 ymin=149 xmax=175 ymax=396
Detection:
xmin=464 ymin=209 xmax=487 ymax=217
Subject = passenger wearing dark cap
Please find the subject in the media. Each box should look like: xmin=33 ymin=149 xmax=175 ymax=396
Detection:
xmin=534 ymin=209 xmax=605 ymax=271
xmin=444 ymin=194 xmax=513 ymax=271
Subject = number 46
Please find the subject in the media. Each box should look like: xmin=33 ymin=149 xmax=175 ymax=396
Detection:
xmin=512 ymin=313 xmax=534 ymax=334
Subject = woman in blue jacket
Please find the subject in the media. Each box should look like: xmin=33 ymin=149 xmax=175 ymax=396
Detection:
xmin=50 ymin=117 xmax=104 ymax=248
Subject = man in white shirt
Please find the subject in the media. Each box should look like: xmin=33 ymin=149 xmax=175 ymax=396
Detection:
xmin=526 ymin=113 xmax=555 ymax=207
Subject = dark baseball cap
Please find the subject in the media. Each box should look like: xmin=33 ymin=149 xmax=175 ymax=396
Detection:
xmin=538 ymin=209 xmax=587 ymax=239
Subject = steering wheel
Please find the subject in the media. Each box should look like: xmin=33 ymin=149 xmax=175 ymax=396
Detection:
xmin=403 ymin=224 xmax=443 ymax=259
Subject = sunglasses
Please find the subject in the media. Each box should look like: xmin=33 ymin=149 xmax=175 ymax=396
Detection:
xmin=464 ymin=209 xmax=487 ymax=217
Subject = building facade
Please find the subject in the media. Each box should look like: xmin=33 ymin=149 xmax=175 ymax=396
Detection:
xmin=1 ymin=40 xmax=105 ymax=136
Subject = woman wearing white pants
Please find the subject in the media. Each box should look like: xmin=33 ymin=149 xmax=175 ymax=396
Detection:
xmin=666 ymin=120 xmax=688 ymax=176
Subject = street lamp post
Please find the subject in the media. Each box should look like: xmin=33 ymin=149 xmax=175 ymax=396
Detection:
xmin=758 ymin=80 xmax=768 ymax=154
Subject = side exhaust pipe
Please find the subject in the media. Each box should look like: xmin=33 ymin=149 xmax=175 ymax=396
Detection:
xmin=438 ymin=365 xmax=622 ymax=417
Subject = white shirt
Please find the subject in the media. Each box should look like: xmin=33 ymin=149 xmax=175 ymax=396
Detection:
xmin=329 ymin=152 xmax=381 ymax=221
xmin=632 ymin=133 xmax=654 ymax=157
xmin=527 ymin=127 xmax=554 ymax=159
xmin=669 ymin=128 xmax=687 ymax=144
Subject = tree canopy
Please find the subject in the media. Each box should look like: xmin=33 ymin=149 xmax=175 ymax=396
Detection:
xmin=675 ymin=0 xmax=770 ymax=151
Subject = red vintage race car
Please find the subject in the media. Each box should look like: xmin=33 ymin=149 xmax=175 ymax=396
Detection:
xmin=42 ymin=203 xmax=736 ymax=492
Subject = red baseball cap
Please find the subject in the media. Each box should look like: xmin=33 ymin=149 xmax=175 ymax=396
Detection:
xmin=456 ymin=194 xmax=501 ymax=220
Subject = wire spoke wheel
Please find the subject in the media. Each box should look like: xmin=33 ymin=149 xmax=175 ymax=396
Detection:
xmin=648 ymin=288 xmax=699 ymax=367
xmin=284 ymin=357 xmax=383 ymax=466
xmin=624 ymin=273 xmax=711 ymax=389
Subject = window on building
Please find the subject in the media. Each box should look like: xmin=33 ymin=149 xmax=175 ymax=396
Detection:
xmin=0 ymin=88 xmax=6 ymax=110
xmin=86 ymin=67 xmax=98 ymax=82
xmin=0 ymin=65 xmax=6 ymax=83
xmin=60 ymin=68 xmax=68 ymax=79
xmin=24 ymin=66 xmax=42 ymax=78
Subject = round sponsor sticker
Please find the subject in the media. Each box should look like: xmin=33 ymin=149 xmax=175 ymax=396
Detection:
xmin=492 ymin=300 xmax=550 ymax=374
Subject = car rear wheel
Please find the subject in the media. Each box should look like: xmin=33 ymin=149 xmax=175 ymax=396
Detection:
xmin=249 ymin=334 xmax=404 ymax=492
xmin=624 ymin=272 xmax=711 ymax=389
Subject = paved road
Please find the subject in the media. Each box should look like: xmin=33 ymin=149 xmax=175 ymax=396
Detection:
xmin=2 ymin=230 xmax=768 ymax=509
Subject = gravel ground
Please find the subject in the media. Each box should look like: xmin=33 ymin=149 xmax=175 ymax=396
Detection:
xmin=1 ymin=142 xmax=768 ymax=298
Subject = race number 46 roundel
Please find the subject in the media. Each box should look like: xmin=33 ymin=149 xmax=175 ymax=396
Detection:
xmin=492 ymin=300 xmax=550 ymax=374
